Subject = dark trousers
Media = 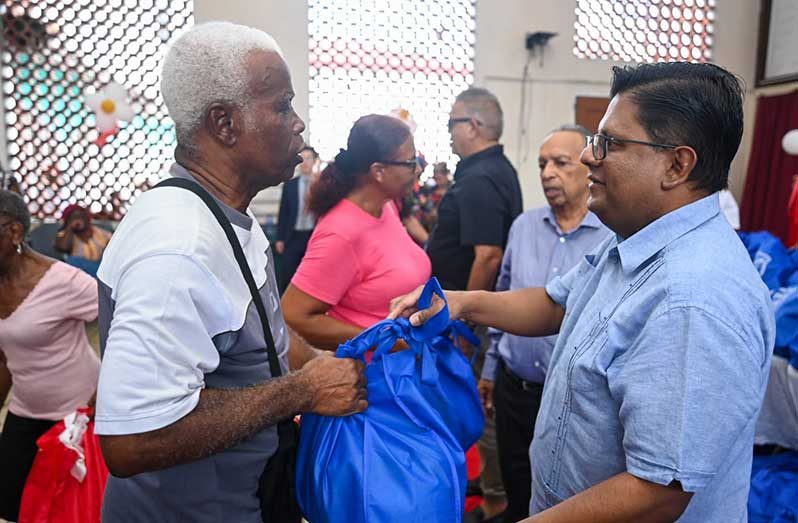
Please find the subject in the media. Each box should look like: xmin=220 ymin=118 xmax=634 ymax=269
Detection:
xmin=278 ymin=230 xmax=313 ymax=294
xmin=494 ymin=362 xmax=545 ymax=521
xmin=0 ymin=411 xmax=58 ymax=521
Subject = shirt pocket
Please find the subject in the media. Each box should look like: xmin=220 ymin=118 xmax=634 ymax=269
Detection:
xmin=567 ymin=326 xmax=609 ymax=392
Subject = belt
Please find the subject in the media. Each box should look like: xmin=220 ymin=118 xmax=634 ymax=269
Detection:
xmin=499 ymin=361 xmax=544 ymax=392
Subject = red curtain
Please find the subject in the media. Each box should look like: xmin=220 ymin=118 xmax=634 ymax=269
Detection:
xmin=740 ymin=90 xmax=798 ymax=243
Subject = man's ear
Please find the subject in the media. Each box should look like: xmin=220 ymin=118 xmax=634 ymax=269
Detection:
xmin=661 ymin=145 xmax=697 ymax=191
xmin=205 ymin=102 xmax=237 ymax=147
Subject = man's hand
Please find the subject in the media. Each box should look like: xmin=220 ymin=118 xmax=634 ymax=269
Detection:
xmin=477 ymin=379 xmax=495 ymax=417
xmin=388 ymin=285 xmax=464 ymax=326
xmin=275 ymin=240 xmax=285 ymax=254
xmin=301 ymin=354 xmax=368 ymax=416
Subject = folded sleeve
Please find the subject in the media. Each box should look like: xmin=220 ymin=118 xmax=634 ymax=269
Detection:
xmin=95 ymin=254 xmax=229 ymax=436
xmin=290 ymin=229 xmax=360 ymax=306
xmin=608 ymin=305 xmax=769 ymax=491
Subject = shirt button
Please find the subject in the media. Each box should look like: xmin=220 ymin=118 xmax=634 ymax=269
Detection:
xmin=559 ymin=237 xmax=566 ymax=243
xmin=534 ymin=361 xmax=540 ymax=367
xmin=553 ymin=267 xmax=559 ymax=273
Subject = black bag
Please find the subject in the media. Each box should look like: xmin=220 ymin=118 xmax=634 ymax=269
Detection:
xmin=156 ymin=178 xmax=302 ymax=523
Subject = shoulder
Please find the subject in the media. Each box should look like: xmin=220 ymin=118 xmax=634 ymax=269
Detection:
xmin=313 ymin=200 xmax=362 ymax=240
xmin=98 ymin=186 xmax=226 ymax=283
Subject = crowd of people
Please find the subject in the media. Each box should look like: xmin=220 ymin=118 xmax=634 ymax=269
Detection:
xmin=0 ymin=19 xmax=779 ymax=523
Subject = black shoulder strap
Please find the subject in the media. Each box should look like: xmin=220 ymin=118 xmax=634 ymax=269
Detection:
xmin=155 ymin=177 xmax=284 ymax=379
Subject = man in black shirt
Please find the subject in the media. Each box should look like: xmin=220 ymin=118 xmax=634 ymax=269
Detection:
xmin=427 ymin=88 xmax=523 ymax=291
xmin=427 ymin=87 xmax=522 ymax=522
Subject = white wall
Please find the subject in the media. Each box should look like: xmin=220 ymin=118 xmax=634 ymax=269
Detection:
xmin=474 ymin=0 xmax=760 ymax=209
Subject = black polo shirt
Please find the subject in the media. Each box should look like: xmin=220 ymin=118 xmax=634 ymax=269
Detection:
xmin=426 ymin=144 xmax=522 ymax=290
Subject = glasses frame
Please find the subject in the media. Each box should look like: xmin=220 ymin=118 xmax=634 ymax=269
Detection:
xmin=587 ymin=133 xmax=677 ymax=161
xmin=447 ymin=117 xmax=483 ymax=132
xmin=378 ymin=159 xmax=419 ymax=170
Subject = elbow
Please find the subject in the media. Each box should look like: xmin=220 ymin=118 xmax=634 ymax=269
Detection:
xmin=99 ymin=436 xmax=143 ymax=478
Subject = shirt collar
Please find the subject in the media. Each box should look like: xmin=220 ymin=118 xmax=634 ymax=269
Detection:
xmin=454 ymin=144 xmax=504 ymax=182
xmin=542 ymin=206 xmax=604 ymax=235
xmin=169 ymin=162 xmax=253 ymax=230
xmin=614 ymin=192 xmax=720 ymax=274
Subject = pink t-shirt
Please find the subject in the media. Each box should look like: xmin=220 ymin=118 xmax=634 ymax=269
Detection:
xmin=292 ymin=199 xmax=431 ymax=328
xmin=0 ymin=261 xmax=100 ymax=420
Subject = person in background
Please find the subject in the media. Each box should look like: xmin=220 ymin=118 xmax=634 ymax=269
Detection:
xmin=429 ymin=161 xmax=452 ymax=208
xmin=54 ymin=204 xmax=112 ymax=273
xmin=400 ymin=153 xmax=431 ymax=246
xmin=6 ymin=176 xmax=23 ymax=197
xmin=479 ymin=124 xmax=610 ymax=521
xmin=391 ymin=62 xmax=773 ymax=523
xmin=276 ymin=145 xmax=319 ymax=294
xmin=281 ymin=114 xmax=431 ymax=350
xmin=427 ymin=86 xmax=522 ymax=522
xmin=0 ymin=189 xmax=100 ymax=522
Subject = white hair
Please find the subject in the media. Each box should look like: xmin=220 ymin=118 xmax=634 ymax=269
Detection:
xmin=161 ymin=21 xmax=283 ymax=151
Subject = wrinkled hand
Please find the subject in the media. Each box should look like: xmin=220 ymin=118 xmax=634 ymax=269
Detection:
xmin=388 ymin=285 xmax=460 ymax=326
xmin=274 ymin=241 xmax=285 ymax=255
xmin=477 ymin=379 xmax=495 ymax=417
xmin=302 ymin=354 xmax=367 ymax=416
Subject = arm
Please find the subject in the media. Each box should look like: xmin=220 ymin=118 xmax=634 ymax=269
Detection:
xmin=100 ymin=354 xmax=367 ymax=478
xmin=0 ymin=351 xmax=11 ymax=407
xmin=282 ymin=284 xmax=363 ymax=351
xmin=520 ymin=473 xmax=691 ymax=523
xmin=54 ymin=227 xmax=75 ymax=254
xmin=466 ymin=244 xmax=503 ymax=291
xmin=403 ymin=215 xmax=429 ymax=245
xmin=390 ymin=286 xmax=564 ymax=339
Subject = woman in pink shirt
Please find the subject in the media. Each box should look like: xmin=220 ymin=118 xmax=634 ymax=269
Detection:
xmin=0 ymin=190 xmax=100 ymax=521
xmin=282 ymin=114 xmax=431 ymax=349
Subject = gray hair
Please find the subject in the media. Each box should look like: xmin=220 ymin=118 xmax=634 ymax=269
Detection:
xmin=161 ymin=22 xmax=283 ymax=152
xmin=0 ymin=189 xmax=31 ymax=238
xmin=455 ymin=87 xmax=504 ymax=140
xmin=549 ymin=124 xmax=591 ymax=139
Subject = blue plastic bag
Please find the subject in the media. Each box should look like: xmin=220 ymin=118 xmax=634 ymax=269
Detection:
xmin=296 ymin=278 xmax=485 ymax=523
xmin=748 ymin=451 xmax=798 ymax=523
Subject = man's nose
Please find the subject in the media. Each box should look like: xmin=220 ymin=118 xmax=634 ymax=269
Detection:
xmin=580 ymin=145 xmax=597 ymax=167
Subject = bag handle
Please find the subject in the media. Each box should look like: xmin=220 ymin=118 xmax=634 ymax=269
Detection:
xmin=154 ymin=178 xmax=283 ymax=380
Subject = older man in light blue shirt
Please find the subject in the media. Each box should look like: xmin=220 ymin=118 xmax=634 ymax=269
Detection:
xmin=390 ymin=62 xmax=774 ymax=522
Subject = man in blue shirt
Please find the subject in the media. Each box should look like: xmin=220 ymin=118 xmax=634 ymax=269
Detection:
xmin=480 ymin=125 xmax=610 ymax=521
xmin=390 ymin=62 xmax=775 ymax=522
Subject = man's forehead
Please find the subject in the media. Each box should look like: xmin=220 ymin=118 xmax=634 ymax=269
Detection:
xmin=541 ymin=131 xmax=584 ymax=153
xmin=598 ymin=93 xmax=640 ymax=136
xmin=245 ymin=49 xmax=292 ymax=95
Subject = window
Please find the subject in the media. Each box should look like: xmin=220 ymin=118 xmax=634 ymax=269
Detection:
xmin=573 ymin=0 xmax=715 ymax=63
xmin=1 ymin=0 xmax=194 ymax=219
xmin=308 ymin=0 xmax=476 ymax=173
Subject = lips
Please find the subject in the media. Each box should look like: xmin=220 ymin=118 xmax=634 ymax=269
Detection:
xmin=588 ymin=173 xmax=605 ymax=186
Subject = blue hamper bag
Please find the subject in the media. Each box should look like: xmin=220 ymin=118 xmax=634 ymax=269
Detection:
xmin=296 ymin=278 xmax=485 ymax=523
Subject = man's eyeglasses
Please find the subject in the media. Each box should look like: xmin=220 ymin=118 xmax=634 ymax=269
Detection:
xmin=587 ymin=133 xmax=677 ymax=161
xmin=447 ymin=117 xmax=482 ymax=132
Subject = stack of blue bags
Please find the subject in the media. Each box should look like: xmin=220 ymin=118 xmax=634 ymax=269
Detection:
xmin=738 ymin=232 xmax=798 ymax=522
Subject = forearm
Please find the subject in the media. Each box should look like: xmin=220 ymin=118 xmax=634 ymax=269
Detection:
xmin=521 ymin=472 xmax=691 ymax=523
xmin=404 ymin=216 xmax=429 ymax=245
xmin=287 ymin=327 xmax=320 ymax=370
xmin=54 ymin=229 xmax=73 ymax=253
xmin=466 ymin=254 xmax=502 ymax=291
xmin=457 ymin=287 xmax=564 ymax=337
xmin=0 ymin=359 xmax=11 ymax=406
xmin=285 ymin=312 xmax=362 ymax=351
xmin=100 ymin=371 xmax=312 ymax=477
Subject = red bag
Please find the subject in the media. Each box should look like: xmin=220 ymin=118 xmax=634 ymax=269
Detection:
xmin=19 ymin=408 xmax=109 ymax=523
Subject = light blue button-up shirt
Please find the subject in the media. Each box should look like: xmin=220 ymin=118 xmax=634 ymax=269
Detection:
xmin=482 ymin=207 xmax=610 ymax=383
xmin=531 ymin=193 xmax=775 ymax=521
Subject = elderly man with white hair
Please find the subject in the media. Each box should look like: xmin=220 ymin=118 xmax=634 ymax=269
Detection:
xmin=94 ymin=22 xmax=367 ymax=522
